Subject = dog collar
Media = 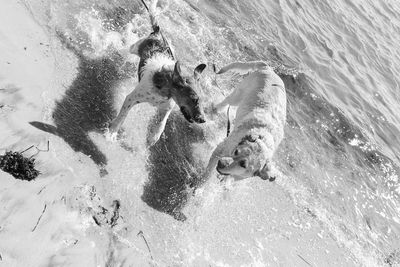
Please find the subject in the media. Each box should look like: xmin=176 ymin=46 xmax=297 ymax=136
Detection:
xmin=226 ymin=105 xmax=231 ymax=137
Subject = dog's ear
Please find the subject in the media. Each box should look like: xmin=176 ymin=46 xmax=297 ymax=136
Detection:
xmin=254 ymin=161 xmax=275 ymax=182
xmin=173 ymin=61 xmax=183 ymax=81
xmin=194 ymin=63 xmax=206 ymax=81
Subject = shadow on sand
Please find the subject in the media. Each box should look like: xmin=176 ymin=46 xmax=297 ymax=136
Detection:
xmin=142 ymin=111 xmax=207 ymax=221
xmin=30 ymin=50 xmax=127 ymax=166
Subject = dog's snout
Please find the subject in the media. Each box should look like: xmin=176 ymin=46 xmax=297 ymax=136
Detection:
xmin=217 ymin=160 xmax=226 ymax=170
xmin=217 ymin=157 xmax=233 ymax=169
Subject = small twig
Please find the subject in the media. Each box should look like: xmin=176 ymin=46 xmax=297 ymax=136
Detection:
xmin=32 ymin=204 xmax=47 ymax=232
xmin=37 ymin=185 xmax=47 ymax=195
xmin=212 ymin=63 xmax=222 ymax=90
xmin=21 ymin=141 xmax=50 ymax=158
xmin=297 ymin=254 xmax=313 ymax=267
xmin=137 ymin=230 xmax=154 ymax=260
xmin=92 ymin=215 xmax=101 ymax=226
xmin=20 ymin=145 xmax=35 ymax=154
xmin=37 ymin=140 xmax=50 ymax=152
xmin=30 ymin=141 xmax=50 ymax=158
xmin=212 ymin=63 xmax=217 ymax=73
xmin=110 ymin=200 xmax=120 ymax=228
xmin=186 ymin=2 xmax=200 ymax=12
xmin=0 ymin=253 xmax=2 ymax=261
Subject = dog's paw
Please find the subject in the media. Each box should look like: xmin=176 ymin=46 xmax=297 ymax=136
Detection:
xmin=255 ymin=161 xmax=277 ymax=182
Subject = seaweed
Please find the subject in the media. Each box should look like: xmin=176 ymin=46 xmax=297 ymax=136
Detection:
xmin=0 ymin=151 xmax=40 ymax=181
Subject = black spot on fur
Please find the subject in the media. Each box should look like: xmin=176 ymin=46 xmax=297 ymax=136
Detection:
xmin=0 ymin=151 xmax=40 ymax=181
xmin=152 ymin=70 xmax=174 ymax=98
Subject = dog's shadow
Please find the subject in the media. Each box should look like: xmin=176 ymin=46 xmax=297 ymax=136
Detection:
xmin=30 ymin=50 xmax=127 ymax=166
xmin=143 ymin=111 xmax=207 ymax=221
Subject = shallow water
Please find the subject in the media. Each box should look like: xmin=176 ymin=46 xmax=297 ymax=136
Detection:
xmin=1 ymin=0 xmax=400 ymax=266
xmin=191 ymin=0 xmax=400 ymax=262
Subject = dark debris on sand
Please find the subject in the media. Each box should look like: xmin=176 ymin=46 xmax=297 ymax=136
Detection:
xmin=0 ymin=151 xmax=40 ymax=181
xmin=385 ymin=249 xmax=400 ymax=267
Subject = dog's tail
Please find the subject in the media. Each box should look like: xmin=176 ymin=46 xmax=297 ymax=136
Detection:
xmin=215 ymin=61 xmax=270 ymax=75
xmin=141 ymin=0 xmax=160 ymax=33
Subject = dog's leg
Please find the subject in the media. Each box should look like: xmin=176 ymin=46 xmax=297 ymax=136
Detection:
xmin=147 ymin=100 xmax=175 ymax=146
xmin=255 ymin=160 xmax=276 ymax=181
xmin=206 ymin=89 xmax=241 ymax=117
xmin=216 ymin=61 xmax=268 ymax=75
xmin=107 ymin=87 xmax=145 ymax=141
xmin=214 ymin=86 xmax=244 ymax=112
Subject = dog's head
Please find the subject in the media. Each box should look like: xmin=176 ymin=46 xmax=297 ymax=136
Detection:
xmin=171 ymin=62 xmax=207 ymax=123
xmin=216 ymin=134 xmax=275 ymax=181
xmin=154 ymin=61 xmax=206 ymax=123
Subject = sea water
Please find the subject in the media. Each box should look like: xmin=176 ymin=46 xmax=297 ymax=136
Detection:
xmin=0 ymin=0 xmax=399 ymax=266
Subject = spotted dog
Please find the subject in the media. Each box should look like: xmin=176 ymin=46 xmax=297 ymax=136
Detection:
xmin=108 ymin=0 xmax=206 ymax=145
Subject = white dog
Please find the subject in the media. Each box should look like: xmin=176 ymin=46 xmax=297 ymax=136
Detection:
xmin=203 ymin=61 xmax=286 ymax=181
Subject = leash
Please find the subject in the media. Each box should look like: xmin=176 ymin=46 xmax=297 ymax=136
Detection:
xmin=140 ymin=0 xmax=150 ymax=11
xmin=140 ymin=0 xmax=175 ymax=59
xmin=226 ymin=105 xmax=231 ymax=137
